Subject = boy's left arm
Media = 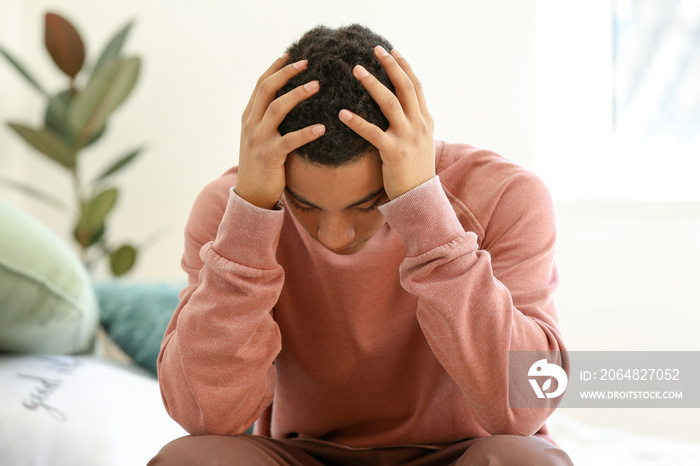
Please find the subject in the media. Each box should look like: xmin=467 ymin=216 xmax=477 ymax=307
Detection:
xmin=380 ymin=171 xmax=566 ymax=436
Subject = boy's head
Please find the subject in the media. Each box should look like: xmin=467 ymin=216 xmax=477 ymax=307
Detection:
xmin=277 ymin=24 xmax=395 ymax=166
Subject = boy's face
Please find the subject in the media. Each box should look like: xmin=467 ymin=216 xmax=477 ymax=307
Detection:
xmin=284 ymin=151 xmax=388 ymax=255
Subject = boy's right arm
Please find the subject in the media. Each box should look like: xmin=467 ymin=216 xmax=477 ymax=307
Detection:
xmin=156 ymin=56 xmax=324 ymax=436
xmin=158 ymin=182 xmax=285 ymax=436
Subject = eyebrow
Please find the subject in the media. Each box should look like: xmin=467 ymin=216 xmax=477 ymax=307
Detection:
xmin=285 ymin=187 xmax=385 ymax=211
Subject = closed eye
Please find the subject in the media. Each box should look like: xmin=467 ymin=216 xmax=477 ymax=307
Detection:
xmin=288 ymin=197 xmax=315 ymax=213
xmin=358 ymin=201 xmax=380 ymax=213
xmin=357 ymin=193 xmax=389 ymax=213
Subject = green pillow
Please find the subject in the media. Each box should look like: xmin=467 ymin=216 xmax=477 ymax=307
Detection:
xmin=0 ymin=198 xmax=98 ymax=354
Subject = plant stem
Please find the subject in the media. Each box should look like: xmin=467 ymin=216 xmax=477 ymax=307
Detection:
xmin=69 ymin=161 xmax=87 ymax=266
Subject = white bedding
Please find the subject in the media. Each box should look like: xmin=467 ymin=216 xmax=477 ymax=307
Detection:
xmin=0 ymin=355 xmax=186 ymax=466
xmin=2 ymin=355 xmax=699 ymax=466
xmin=548 ymin=412 xmax=700 ymax=466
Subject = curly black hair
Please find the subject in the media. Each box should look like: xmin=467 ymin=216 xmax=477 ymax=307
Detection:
xmin=277 ymin=24 xmax=395 ymax=166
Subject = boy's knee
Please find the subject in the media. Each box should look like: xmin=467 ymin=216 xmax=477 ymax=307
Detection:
xmin=456 ymin=435 xmax=574 ymax=466
xmin=148 ymin=434 xmax=272 ymax=466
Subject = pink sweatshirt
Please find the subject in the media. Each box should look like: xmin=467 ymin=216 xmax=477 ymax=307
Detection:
xmin=157 ymin=141 xmax=566 ymax=448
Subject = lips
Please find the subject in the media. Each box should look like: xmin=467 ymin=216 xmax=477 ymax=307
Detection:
xmin=331 ymin=244 xmax=359 ymax=254
xmin=327 ymin=239 xmax=371 ymax=255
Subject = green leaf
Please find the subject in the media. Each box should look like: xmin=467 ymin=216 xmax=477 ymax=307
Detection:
xmin=68 ymin=56 xmax=140 ymax=147
xmin=94 ymin=146 xmax=144 ymax=182
xmin=74 ymin=222 xmax=105 ymax=249
xmin=44 ymin=90 xmax=107 ymax=147
xmin=77 ymin=187 xmax=118 ymax=233
xmin=44 ymin=90 xmax=73 ymax=144
xmin=89 ymin=223 xmax=106 ymax=247
xmin=0 ymin=175 xmax=69 ymax=212
xmin=109 ymin=244 xmax=137 ymax=276
xmin=0 ymin=46 xmax=49 ymax=96
xmin=92 ymin=20 xmax=134 ymax=75
xmin=7 ymin=122 xmax=76 ymax=168
xmin=44 ymin=12 xmax=85 ymax=78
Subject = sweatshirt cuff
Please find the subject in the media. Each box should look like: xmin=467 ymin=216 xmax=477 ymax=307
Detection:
xmin=209 ymin=188 xmax=285 ymax=270
xmin=379 ymin=176 xmax=466 ymax=257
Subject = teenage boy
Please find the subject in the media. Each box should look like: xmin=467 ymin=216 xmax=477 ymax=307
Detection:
xmin=150 ymin=24 xmax=572 ymax=465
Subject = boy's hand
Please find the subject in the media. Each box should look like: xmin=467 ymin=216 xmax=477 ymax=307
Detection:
xmin=339 ymin=46 xmax=435 ymax=200
xmin=235 ymin=56 xmax=325 ymax=210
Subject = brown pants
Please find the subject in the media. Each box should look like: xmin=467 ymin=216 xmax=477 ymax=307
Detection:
xmin=148 ymin=434 xmax=574 ymax=465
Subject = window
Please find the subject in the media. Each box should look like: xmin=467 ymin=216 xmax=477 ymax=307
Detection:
xmin=535 ymin=0 xmax=700 ymax=201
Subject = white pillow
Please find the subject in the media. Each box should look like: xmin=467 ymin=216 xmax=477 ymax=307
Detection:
xmin=0 ymin=355 xmax=186 ymax=466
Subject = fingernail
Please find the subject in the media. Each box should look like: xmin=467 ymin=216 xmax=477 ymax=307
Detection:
xmin=304 ymin=80 xmax=319 ymax=91
xmin=312 ymin=124 xmax=325 ymax=136
xmin=293 ymin=59 xmax=308 ymax=69
xmin=391 ymin=49 xmax=402 ymax=58
xmin=354 ymin=65 xmax=369 ymax=78
xmin=375 ymin=45 xmax=389 ymax=57
xmin=339 ymin=109 xmax=353 ymax=121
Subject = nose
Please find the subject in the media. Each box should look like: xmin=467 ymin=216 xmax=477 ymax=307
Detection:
xmin=317 ymin=215 xmax=355 ymax=250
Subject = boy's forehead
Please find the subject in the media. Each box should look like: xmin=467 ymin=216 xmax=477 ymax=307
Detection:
xmin=285 ymin=151 xmax=383 ymax=206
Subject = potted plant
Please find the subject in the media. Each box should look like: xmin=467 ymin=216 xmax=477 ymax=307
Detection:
xmin=1 ymin=12 xmax=143 ymax=276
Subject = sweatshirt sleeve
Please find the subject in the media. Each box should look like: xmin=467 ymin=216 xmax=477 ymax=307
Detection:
xmin=379 ymin=175 xmax=567 ymax=436
xmin=157 ymin=184 xmax=285 ymax=436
